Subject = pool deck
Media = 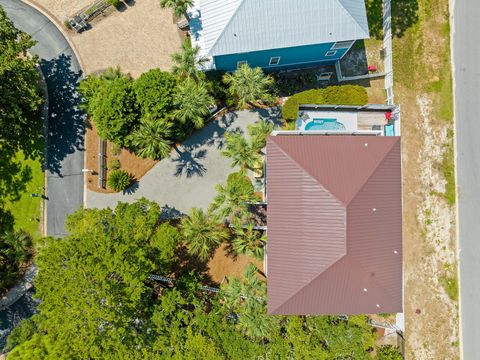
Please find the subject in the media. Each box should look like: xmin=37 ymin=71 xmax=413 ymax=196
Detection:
xmin=297 ymin=110 xmax=388 ymax=133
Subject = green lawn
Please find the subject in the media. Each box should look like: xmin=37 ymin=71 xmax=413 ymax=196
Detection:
xmin=4 ymin=152 xmax=44 ymax=238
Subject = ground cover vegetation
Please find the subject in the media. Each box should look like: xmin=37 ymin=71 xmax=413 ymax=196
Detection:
xmin=6 ymin=199 xmax=401 ymax=359
xmin=0 ymin=6 xmax=43 ymax=292
xmin=282 ymin=85 xmax=369 ymax=121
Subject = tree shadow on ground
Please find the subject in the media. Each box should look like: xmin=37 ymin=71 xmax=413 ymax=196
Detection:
xmin=250 ymin=107 xmax=282 ymax=127
xmin=159 ymin=204 xmax=184 ymax=220
xmin=123 ymin=180 xmax=139 ymax=195
xmin=172 ymin=146 xmax=208 ymax=178
xmin=40 ymin=54 xmax=85 ymax=177
xmin=366 ymin=0 xmax=419 ymax=40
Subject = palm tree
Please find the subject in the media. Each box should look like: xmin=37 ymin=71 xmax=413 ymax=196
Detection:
xmin=171 ymin=40 xmax=209 ymax=79
xmin=237 ymin=307 xmax=277 ymax=340
xmin=180 ymin=208 xmax=228 ymax=261
xmin=210 ymin=171 xmax=257 ymax=220
xmin=2 ymin=230 xmax=33 ymax=264
xmin=247 ymin=118 xmax=275 ymax=153
xmin=222 ymin=64 xmax=275 ymax=109
xmin=159 ymin=0 xmax=193 ymax=20
xmin=173 ymin=78 xmax=215 ymax=129
xmin=130 ymin=118 xmax=173 ymax=160
xmin=232 ymin=221 xmax=266 ymax=260
xmin=221 ymin=131 xmax=261 ymax=170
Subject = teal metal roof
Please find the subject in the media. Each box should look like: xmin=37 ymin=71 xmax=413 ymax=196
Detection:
xmin=190 ymin=0 xmax=370 ymax=57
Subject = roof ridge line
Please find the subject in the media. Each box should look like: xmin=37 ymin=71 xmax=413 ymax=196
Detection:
xmin=207 ymin=0 xmax=247 ymax=56
xmin=269 ymin=254 xmax=348 ymax=315
xmin=336 ymin=0 xmax=370 ymax=35
xmin=269 ymin=137 xmax=347 ymax=206
xmin=345 ymin=137 xmax=400 ymax=206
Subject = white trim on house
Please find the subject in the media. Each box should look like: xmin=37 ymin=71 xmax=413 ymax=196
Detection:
xmin=331 ymin=40 xmax=355 ymax=49
xmin=262 ymin=57 xmax=339 ymax=69
xmin=269 ymin=56 xmax=281 ymax=65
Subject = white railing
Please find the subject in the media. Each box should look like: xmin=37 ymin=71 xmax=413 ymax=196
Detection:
xmin=383 ymin=0 xmax=394 ymax=105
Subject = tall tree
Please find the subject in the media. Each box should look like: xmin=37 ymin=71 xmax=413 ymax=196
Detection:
xmin=159 ymin=0 xmax=193 ymax=20
xmin=173 ymin=78 xmax=215 ymax=129
xmin=0 ymin=6 xmax=43 ymax=155
xmin=130 ymin=118 xmax=173 ymax=160
xmin=0 ymin=229 xmax=33 ymax=291
xmin=171 ymin=39 xmax=208 ymax=80
xmin=88 ymin=75 xmax=139 ymax=146
xmin=210 ymin=171 xmax=257 ymax=221
xmin=133 ymin=69 xmax=177 ymax=119
xmin=0 ymin=6 xmax=43 ymax=213
xmin=232 ymin=220 xmax=266 ymax=260
xmin=247 ymin=118 xmax=276 ymax=153
xmin=9 ymin=200 xmax=178 ymax=358
xmin=222 ymin=64 xmax=275 ymax=109
xmin=221 ymin=131 xmax=261 ymax=171
xmin=179 ymin=207 xmax=228 ymax=261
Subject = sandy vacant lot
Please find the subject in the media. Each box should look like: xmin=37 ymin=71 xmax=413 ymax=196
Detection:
xmin=33 ymin=0 xmax=183 ymax=77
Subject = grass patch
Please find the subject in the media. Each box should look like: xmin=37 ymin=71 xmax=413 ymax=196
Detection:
xmin=4 ymin=151 xmax=44 ymax=238
xmin=439 ymin=273 xmax=458 ymax=302
xmin=441 ymin=129 xmax=456 ymax=206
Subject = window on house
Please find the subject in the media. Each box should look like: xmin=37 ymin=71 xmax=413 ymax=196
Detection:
xmin=237 ymin=60 xmax=248 ymax=68
xmin=331 ymin=40 xmax=355 ymax=50
xmin=269 ymin=56 xmax=281 ymax=65
xmin=325 ymin=50 xmax=337 ymax=57
xmin=317 ymin=72 xmax=333 ymax=81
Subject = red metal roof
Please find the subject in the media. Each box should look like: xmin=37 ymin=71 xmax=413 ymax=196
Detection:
xmin=266 ymin=135 xmax=402 ymax=315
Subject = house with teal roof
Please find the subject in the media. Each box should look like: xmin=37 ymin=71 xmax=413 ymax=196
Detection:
xmin=188 ymin=0 xmax=370 ymax=72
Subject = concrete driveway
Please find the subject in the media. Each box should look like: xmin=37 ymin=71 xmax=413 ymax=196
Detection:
xmin=86 ymin=109 xmax=280 ymax=215
xmin=1 ymin=0 xmax=85 ymax=237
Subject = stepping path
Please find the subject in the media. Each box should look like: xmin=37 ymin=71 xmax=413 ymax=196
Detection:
xmin=86 ymin=109 xmax=281 ymax=214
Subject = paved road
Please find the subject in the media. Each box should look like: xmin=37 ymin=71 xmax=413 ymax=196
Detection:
xmin=1 ymin=0 xmax=85 ymax=237
xmin=87 ymin=109 xmax=279 ymax=214
xmin=451 ymin=0 xmax=480 ymax=358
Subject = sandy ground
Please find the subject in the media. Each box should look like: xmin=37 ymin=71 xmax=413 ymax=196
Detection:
xmin=85 ymin=123 xmax=157 ymax=192
xmin=32 ymin=0 xmax=183 ymax=77
xmin=207 ymin=244 xmax=263 ymax=284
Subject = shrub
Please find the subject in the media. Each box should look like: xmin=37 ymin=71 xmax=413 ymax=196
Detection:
xmin=111 ymin=143 xmax=122 ymax=156
xmin=108 ymin=158 xmax=121 ymax=170
xmin=133 ymin=69 xmax=177 ymax=120
xmin=281 ymin=85 xmax=368 ymax=121
xmin=89 ymin=76 xmax=139 ymax=146
xmin=108 ymin=0 xmax=122 ymax=7
xmin=107 ymin=170 xmax=132 ymax=192
xmin=64 ymin=20 xmax=72 ymax=30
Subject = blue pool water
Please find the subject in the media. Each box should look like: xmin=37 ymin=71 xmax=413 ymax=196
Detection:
xmin=305 ymin=118 xmax=346 ymax=131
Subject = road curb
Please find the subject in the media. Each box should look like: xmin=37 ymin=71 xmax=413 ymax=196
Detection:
xmin=20 ymin=0 xmax=86 ymax=73
xmin=37 ymin=64 xmax=49 ymax=237
xmin=449 ymin=0 xmax=463 ymax=358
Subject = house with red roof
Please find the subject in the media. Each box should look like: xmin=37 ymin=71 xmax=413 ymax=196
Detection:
xmin=266 ymin=134 xmax=402 ymax=315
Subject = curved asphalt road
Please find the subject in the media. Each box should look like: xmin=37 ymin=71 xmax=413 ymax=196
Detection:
xmin=1 ymin=0 xmax=85 ymax=237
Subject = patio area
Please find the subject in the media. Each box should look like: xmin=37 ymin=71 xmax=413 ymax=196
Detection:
xmin=294 ymin=105 xmax=396 ymax=135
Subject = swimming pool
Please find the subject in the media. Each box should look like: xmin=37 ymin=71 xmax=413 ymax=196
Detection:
xmin=304 ymin=118 xmax=346 ymax=131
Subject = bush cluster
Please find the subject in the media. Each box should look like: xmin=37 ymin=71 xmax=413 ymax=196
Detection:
xmin=107 ymin=169 xmax=132 ymax=192
xmin=281 ymin=85 xmax=368 ymax=121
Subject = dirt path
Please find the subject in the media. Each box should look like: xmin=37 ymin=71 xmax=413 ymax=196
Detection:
xmin=393 ymin=0 xmax=460 ymax=358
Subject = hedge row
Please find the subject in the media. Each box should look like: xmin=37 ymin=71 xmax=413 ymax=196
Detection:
xmin=281 ymin=85 xmax=368 ymax=121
